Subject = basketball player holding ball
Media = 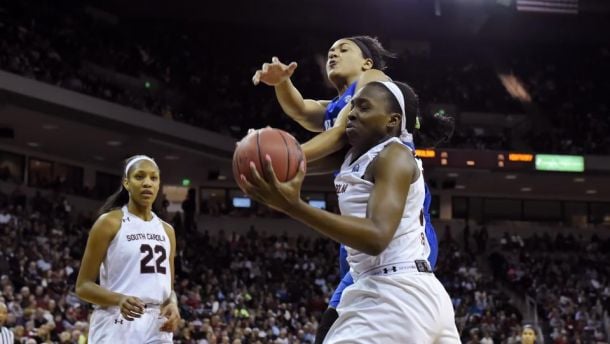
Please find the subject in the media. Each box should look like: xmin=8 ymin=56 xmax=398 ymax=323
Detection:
xmin=253 ymin=36 xmax=445 ymax=343
xmin=240 ymin=81 xmax=460 ymax=343
xmin=76 ymin=155 xmax=180 ymax=343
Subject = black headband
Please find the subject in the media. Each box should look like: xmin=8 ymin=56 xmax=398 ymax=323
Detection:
xmin=348 ymin=39 xmax=374 ymax=66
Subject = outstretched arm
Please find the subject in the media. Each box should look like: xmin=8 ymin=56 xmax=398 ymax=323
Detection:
xmin=253 ymin=57 xmax=329 ymax=132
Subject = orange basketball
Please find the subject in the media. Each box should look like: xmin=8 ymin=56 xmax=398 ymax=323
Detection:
xmin=233 ymin=128 xmax=306 ymax=188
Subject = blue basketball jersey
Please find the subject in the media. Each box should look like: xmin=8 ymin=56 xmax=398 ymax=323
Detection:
xmin=423 ymin=183 xmax=438 ymax=268
xmin=323 ymin=82 xmax=357 ymax=130
xmin=324 ymin=80 xmax=358 ymax=281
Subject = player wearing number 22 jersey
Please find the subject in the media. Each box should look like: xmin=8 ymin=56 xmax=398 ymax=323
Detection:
xmin=76 ymin=155 xmax=180 ymax=344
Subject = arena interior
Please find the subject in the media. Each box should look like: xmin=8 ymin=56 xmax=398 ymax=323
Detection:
xmin=0 ymin=0 xmax=609 ymax=343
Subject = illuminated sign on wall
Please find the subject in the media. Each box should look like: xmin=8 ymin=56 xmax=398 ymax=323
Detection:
xmin=415 ymin=149 xmax=436 ymax=158
xmin=535 ymin=155 xmax=584 ymax=172
xmin=509 ymin=153 xmax=534 ymax=162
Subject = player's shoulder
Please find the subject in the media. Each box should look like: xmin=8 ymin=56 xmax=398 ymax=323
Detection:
xmin=160 ymin=220 xmax=176 ymax=239
xmin=98 ymin=208 xmax=123 ymax=225
xmin=159 ymin=219 xmax=175 ymax=233
xmin=379 ymin=141 xmax=412 ymax=160
xmin=376 ymin=142 xmax=417 ymax=174
xmin=356 ymin=69 xmax=390 ymax=89
xmin=91 ymin=209 xmax=123 ymax=236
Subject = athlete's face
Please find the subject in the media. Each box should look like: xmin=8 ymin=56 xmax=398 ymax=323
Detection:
xmin=522 ymin=328 xmax=536 ymax=344
xmin=326 ymin=39 xmax=373 ymax=84
xmin=346 ymin=85 xmax=401 ymax=149
xmin=123 ymin=160 xmax=160 ymax=207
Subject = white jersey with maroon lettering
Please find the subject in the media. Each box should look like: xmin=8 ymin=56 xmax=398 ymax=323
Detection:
xmin=334 ymin=136 xmax=429 ymax=278
xmin=99 ymin=205 xmax=171 ymax=304
xmin=325 ymin=137 xmax=460 ymax=344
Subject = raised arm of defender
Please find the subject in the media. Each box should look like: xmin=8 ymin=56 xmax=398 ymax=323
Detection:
xmin=253 ymin=57 xmax=330 ymax=132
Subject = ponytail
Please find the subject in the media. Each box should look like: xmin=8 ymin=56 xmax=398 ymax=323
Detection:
xmin=97 ymin=185 xmax=129 ymax=217
xmin=97 ymin=155 xmax=157 ymax=216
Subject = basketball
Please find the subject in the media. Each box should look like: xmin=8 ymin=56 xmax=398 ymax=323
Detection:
xmin=233 ymin=128 xmax=305 ymax=186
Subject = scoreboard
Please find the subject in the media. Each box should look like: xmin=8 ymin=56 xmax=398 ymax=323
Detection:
xmin=414 ymin=149 xmax=574 ymax=172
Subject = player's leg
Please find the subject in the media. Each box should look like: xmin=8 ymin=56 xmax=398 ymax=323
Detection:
xmin=315 ymin=307 xmax=339 ymax=344
xmin=315 ymin=272 xmax=353 ymax=344
xmin=432 ymin=279 xmax=461 ymax=344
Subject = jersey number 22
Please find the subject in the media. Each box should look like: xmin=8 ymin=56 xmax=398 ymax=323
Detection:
xmin=140 ymin=244 xmax=167 ymax=274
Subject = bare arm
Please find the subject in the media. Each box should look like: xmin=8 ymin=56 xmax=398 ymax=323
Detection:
xmin=159 ymin=221 xmax=180 ymax=332
xmin=252 ymin=57 xmax=329 ymax=132
xmin=242 ymin=143 xmax=416 ymax=256
xmin=302 ymin=125 xmax=347 ymax=162
xmin=75 ymin=211 xmax=124 ymax=306
xmin=306 ymin=148 xmax=347 ymax=176
xmin=290 ymin=143 xmax=415 ymax=255
xmin=161 ymin=221 xmax=177 ymax=306
xmin=301 ymin=69 xmax=391 ymax=162
xmin=274 ymin=79 xmax=329 ymax=132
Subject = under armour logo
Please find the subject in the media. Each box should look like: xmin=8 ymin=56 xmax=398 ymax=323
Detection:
xmin=352 ymin=164 xmax=360 ymax=172
xmin=383 ymin=266 xmax=397 ymax=274
xmin=122 ymin=217 xmax=130 ymax=223
xmin=115 ymin=319 xmax=124 ymax=324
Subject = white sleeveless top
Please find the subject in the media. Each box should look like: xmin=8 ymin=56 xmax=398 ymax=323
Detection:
xmin=334 ymin=137 xmax=430 ymax=279
xmin=99 ymin=206 xmax=172 ymax=304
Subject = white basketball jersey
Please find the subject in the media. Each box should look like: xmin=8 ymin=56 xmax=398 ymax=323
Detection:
xmin=334 ymin=137 xmax=430 ymax=278
xmin=99 ymin=206 xmax=171 ymax=304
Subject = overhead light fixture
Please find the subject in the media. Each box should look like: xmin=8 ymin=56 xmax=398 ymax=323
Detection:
xmin=455 ymin=185 xmax=466 ymax=190
xmin=505 ymin=174 xmax=517 ymax=180
xmin=586 ymin=189 xmax=597 ymax=195
xmin=27 ymin=142 xmax=40 ymax=147
xmin=573 ymin=177 xmax=585 ymax=183
xmin=93 ymin=155 xmax=105 ymax=161
xmin=42 ymin=124 xmax=58 ymax=130
xmin=164 ymin=155 xmax=180 ymax=160
xmin=447 ymin=172 xmax=459 ymax=178
xmin=520 ymin=187 xmax=532 ymax=192
xmin=498 ymin=73 xmax=532 ymax=102
xmin=106 ymin=140 xmax=122 ymax=147
xmin=218 ymin=175 xmax=227 ymax=181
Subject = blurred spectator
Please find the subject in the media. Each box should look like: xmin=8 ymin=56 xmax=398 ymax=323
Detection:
xmin=182 ymin=188 xmax=197 ymax=234
xmin=1 ymin=0 xmax=608 ymax=154
xmin=0 ymin=302 xmax=15 ymax=343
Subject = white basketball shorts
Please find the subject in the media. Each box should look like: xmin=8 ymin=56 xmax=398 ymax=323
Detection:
xmin=324 ymin=272 xmax=460 ymax=344
xmin=88 ymin=305 xmax=173 ymax=344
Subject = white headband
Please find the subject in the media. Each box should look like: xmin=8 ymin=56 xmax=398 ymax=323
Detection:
xmin=377 ymin=81 xmax=413 ymax=144
xmin=124 ymin=156 xmax=157 ymax=176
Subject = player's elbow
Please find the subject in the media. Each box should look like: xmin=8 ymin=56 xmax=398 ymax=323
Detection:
xmin=362 ymin=232 xmax=393 ymax=256
xmin=362 ymin=244 xmax=384 ymax=256
xmin=75 ymin=284 xmax=85 ymax=299
xmin=75 ymin=280 xmax=89 ymax=300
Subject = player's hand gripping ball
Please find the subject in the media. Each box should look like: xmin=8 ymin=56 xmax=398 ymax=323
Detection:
xmin=233 ymin=128 xmax=305 ymax=190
